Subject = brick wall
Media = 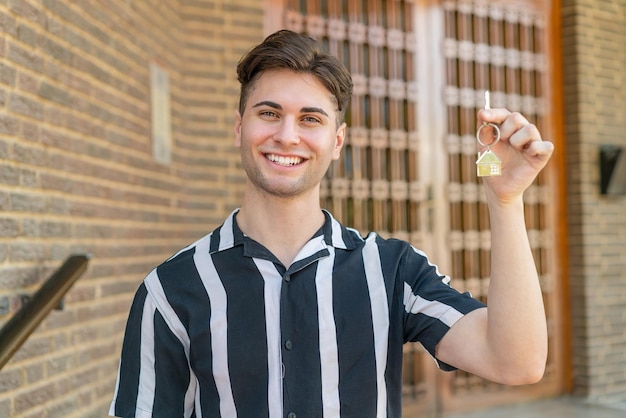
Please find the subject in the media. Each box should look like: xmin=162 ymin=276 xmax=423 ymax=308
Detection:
xmin=0 ymin=0 xmax=263 ymax=416
xmin=562 ymin=0 xmax=626 ymax=403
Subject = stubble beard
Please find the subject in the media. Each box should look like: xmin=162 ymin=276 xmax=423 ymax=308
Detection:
xmin=241 ymin=151 xmax=329 ymax=199
xmin=247 ymin=166 xmax=324 ymax=199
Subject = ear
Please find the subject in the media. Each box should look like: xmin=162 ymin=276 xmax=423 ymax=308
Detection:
xmin=234 ymin=110 xmax=242 ymax=147
xmin=332 ymin=122 xmax=347 ymax=160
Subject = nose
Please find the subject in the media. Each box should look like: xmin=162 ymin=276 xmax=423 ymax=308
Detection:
xmin=273 ymin=117 xmax=300 ymax=145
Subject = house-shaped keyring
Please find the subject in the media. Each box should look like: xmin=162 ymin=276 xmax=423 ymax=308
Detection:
xmin=476 ymin=149 xmax=502 ymax=177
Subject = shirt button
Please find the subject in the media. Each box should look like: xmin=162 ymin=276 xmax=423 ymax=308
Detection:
xmin=284 ymin=339 xmax=293 ymax=350
xmin=287 ymin=413 xmax=296 ymax=418
xmin=284 ymin=274 xmax=291 ymax=282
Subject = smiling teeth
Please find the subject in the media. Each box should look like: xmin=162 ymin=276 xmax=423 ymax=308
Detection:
xmin=267 ymin=154 xmax=302 ymax=166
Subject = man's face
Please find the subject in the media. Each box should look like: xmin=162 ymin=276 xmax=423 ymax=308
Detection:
xmin=234 ymin=69 xmax=346 ymax=199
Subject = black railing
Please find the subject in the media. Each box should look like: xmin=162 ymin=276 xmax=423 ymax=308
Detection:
xmin=0 ymin=254 xmax=90 ymax=369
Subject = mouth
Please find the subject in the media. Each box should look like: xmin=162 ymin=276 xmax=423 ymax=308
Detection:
xmin=265 ymin=153 xmax=304 ymax=167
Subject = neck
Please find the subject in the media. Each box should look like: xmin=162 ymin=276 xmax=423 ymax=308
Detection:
xmin=236 ymin=187 xmax=325 ymax=267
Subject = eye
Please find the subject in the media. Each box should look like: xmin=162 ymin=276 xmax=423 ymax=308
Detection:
xmin=302 ymin=115 xmax=322 ymax=124
xmin=259 ymin=110 xmax=278 ymax=118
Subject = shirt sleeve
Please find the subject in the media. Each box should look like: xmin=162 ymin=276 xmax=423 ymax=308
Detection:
xmin=400 ymin=245 xmax=486 ymax=371
xmin=109 ymin=282 xmax=195 ymax=417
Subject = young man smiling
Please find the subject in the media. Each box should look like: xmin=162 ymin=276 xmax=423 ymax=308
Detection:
xmin=110 ymin=30 xmax=554 ymax=418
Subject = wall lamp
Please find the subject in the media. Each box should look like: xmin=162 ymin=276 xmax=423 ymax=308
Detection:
xmin=599 ymin=144 xmax=625 ymax=195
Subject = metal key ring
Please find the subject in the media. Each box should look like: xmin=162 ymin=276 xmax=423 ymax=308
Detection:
xmin=476 ymin=122 xmax=501 ymax=147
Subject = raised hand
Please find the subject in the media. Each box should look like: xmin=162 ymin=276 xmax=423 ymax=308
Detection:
xmin=477 ymin=107 xmax=554 ymax=204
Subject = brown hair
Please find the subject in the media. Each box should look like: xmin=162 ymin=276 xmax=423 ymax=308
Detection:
xmin=236 ymin=30 xmax=353 ymax=125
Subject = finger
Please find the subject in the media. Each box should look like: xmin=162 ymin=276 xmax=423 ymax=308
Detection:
xmin=525 ymin=140 xmax=554 ymax=159
xmin=477 ymin=108 xmax=511 ymax=125
xmin=497 ymin=112 xmax=534 ymax=141
xmin=507 ymin=123 xmax=542 ymax=150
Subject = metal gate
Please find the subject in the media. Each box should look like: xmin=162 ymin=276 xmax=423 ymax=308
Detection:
xmin=268 ymin=0 xmax=565 ymax=415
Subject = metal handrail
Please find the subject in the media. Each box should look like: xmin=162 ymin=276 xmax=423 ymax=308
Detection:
xmin=0 ymin=254 xmax=90 ymax=369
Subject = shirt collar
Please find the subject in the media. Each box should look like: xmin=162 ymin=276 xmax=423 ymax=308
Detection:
xmin=209 ymin=208 xmax=361 ymax=257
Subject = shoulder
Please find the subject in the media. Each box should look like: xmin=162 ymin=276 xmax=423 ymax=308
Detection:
xmin=325 ymin=211 xmax=413 ymax=254
xmin=140 ymin=232 xmax=216 ymax=328
xmin=359 ymin=232 xmax=422 ymax=260
xmin=364 ymin=235 xmax=450 ymax=288
xmin=158 ymin=233 xmax=212 ymax=274
xmin=155 ymin=209 xmax=240 ymax=276
xmin=145 ymin=218 xmax=226 ymax=295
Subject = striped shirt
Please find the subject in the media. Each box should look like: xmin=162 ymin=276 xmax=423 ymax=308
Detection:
xmin=109 ymin=209 xmax=485 ymax=418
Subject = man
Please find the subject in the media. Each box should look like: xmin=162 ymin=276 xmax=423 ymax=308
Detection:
xmin=110 ymin=30 xmax=553 ymax=418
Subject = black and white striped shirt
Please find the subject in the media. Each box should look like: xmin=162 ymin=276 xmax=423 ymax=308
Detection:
xmin=110 ymin=210 xmax=484 ymax=418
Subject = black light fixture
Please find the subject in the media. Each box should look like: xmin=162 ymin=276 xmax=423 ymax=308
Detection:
xmin=599 ymin=144 xmax=625 ymax=195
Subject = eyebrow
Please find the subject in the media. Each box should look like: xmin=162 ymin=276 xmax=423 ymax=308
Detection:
xmin=252 ymin=100 xmax=281 ymax=110
xmin=301 ymin=106 xmax=329 ymax=117
xmin=251 ymin=101 xmax=329 ymax=117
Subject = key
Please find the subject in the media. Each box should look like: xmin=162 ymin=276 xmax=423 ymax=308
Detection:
xmin=476 ymin=90 xmax=502 ymax=177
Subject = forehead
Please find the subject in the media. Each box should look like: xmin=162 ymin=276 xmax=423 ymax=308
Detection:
xmin=248 ymin=69 xmax=338 ymax=110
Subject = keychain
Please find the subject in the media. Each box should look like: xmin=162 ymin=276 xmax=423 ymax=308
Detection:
xmin=476 ymin=90 xmax=502 ymax=177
